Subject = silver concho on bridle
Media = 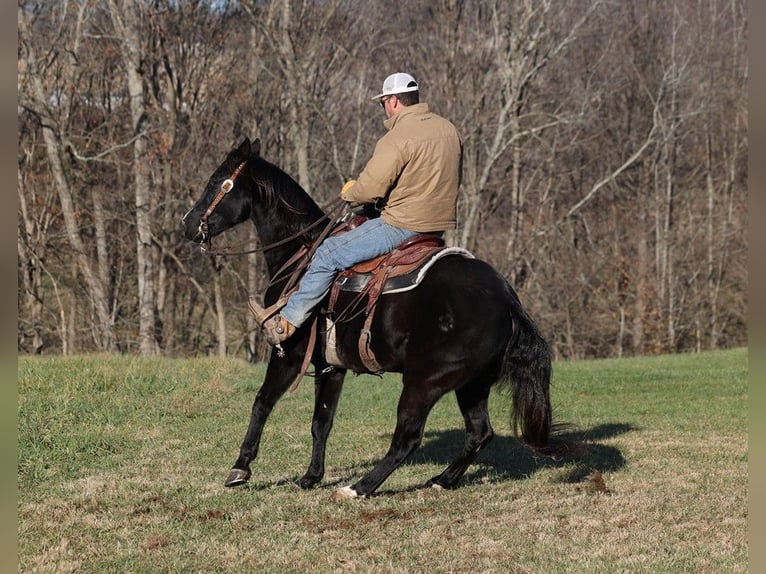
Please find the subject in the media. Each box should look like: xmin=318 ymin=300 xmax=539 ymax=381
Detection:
xmin=196 ymin=160 xmax=246 ymax=251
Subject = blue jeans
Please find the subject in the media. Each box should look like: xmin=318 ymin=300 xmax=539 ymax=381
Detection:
xmin=280 ymin=218 xmax=419 ymax=327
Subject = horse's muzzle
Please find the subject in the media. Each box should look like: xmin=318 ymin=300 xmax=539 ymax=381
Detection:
xmin=181 ymin=210 xmax=205 ymax=243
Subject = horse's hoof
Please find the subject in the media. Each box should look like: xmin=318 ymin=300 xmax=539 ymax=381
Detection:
xmin=299 ymin=475 xmax=320 ymax=490
xmin=430 ymin=482 xmax=445 ymax=491
xmin=224 ymin=468 xmax=251 ymax=487
xmin=331 ymin=486 xmax=359 ymax=501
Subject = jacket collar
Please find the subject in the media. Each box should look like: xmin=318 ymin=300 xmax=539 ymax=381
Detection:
xmin=383 ymin=102 xmax=430 ymax=131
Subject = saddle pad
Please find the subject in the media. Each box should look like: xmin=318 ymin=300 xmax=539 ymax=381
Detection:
xmin=336 ymin=246 xmax=474 ymax=295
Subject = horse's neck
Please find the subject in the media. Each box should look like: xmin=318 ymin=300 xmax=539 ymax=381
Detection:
xmin=248 ymin=171 xmax=325 ymax=277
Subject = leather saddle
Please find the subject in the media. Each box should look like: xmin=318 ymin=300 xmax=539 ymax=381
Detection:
xmin=322 ymin=216 xmax=473 ymax=374
xmin=326 ymin=216 xmax=446 ymax=316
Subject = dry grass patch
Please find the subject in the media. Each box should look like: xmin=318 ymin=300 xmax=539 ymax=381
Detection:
xmin=18 ymin=350 xmax=747 ymax=573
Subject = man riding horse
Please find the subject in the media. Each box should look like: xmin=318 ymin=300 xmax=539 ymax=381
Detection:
xmin=183 ymin=78 xmax=551 ymax=496
xmin=250 ymin=72 xmax=463 ymax=345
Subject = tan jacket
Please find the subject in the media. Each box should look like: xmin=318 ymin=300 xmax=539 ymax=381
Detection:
xmin=341 ymin=103 xmax=462 ymax=232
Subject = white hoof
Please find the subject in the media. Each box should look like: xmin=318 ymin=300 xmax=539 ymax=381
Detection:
xmin=331 ymin=485 xmax=359 ymax=501
xmin=430 ymin=483 xmax=444 ymax=491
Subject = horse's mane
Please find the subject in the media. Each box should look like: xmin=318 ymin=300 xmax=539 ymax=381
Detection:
xmin=248 ymin=154 xmax=327 ymax=240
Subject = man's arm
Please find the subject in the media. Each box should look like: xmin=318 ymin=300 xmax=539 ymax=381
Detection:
xmin=341 ymin=137 xmax=405 ymax=204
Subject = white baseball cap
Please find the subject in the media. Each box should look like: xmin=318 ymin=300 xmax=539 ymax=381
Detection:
xmin=371 ymin=72 xmax=419 ymax=101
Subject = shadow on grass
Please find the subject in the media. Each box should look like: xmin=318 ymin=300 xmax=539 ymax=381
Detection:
xmin=411 ymin=422 xmax=634 ymax=487
xmin=236 ymin=422 xmax=634 ymax=494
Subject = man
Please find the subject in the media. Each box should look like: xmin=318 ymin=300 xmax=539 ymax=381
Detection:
xmin=252 ymin=72 xmax=463 ymax=346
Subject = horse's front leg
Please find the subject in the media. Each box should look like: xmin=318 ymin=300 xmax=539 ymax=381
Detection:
xmin=225 ymin=344 xmax=305 ymax=487
xmin=299 ymin=367 xmax=346 ymax=489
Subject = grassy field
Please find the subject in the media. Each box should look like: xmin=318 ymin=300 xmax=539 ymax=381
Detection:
xmin=18 ymin=348 xmax=747 ymax=573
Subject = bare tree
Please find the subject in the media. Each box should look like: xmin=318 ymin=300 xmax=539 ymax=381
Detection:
xmin=439 ymin=1 xmax=603 ymax=258
xmin=17 ymin=145 xmax=51 ymax=354
xmin=700 ymin=0 xmax=748 ymax=350
xmin=18 ymin=2 xmax=118 ymax=352
xmin=106 ymin=0 xmax=160 ymax=355
xmin=16 ymin=0 xmax=747 ymax=359
xmin=245 ymin=0 xmax=346 ymax=195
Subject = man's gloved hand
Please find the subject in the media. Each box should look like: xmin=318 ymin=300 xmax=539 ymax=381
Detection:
xmin=340 ymin=179 xmax=357 ymax=199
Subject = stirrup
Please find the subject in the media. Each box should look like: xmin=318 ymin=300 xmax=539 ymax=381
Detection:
xmin=248 ymin=297 xmax=295 ymax=354
xmin=261 ymin=314 xmax=295 ymax=345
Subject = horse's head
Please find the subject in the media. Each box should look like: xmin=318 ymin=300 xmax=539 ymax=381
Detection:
xmin=182 ymin=137 xmax=260 ymax=245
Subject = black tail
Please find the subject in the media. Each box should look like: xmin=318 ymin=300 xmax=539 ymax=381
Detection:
xmin=502 ymin=302 xmax=552 ymax=449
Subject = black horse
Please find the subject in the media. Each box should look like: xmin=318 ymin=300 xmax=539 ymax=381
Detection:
xmin=183 ymin=137 xmax=552 ymax=499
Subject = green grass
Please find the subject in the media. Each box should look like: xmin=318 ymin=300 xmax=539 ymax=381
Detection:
xmin=18 ymin=348 xmax=747 ymax=573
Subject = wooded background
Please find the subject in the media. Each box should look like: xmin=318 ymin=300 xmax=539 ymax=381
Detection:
xmin=17 ymin=0 xmax=748 ymax=361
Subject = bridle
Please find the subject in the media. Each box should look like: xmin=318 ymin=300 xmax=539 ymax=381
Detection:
xmin=197 ymin=159 xmax=248 ymax=248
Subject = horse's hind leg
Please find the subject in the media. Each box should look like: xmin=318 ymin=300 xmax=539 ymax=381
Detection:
xmin=299 ymin=368 xmax=346 ymax=489
xmin=427 ymin=383 xmax=494 ymax=489
xmin=336 ymin=384 xmax=445 ymax=499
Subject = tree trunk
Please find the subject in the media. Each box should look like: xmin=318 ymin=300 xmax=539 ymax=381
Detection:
xmin=17 ymin=168 xmax=45 ymax=354
xmin=40 ymin=110 xmax=116 ymax=352
xmin=108 ymin=0 xmax=159 ymax=355
xmin=633 ymin=236 xmax=648 ymax=355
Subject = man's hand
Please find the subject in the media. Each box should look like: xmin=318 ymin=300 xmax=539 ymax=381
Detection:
xmin=340 ymin=179 xmax=357 ymax=199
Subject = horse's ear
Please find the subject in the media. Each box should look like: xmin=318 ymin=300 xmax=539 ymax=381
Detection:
xmin=237 ymin=137 xmax=251 ymax=157
xmin=252 ymin=138 xmax=261 ymax=156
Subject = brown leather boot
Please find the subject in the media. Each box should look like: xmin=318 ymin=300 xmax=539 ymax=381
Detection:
xmin=260 ymin=313 xmax=295 ymax=345
xmin=248 ymin=297 xmax=296 ymax=345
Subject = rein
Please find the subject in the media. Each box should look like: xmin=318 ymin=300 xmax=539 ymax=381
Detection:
xmin=201 ymin=199 xmax=345 ymax=257
xmin=266 ymin=198 xmax=345 ymax=292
